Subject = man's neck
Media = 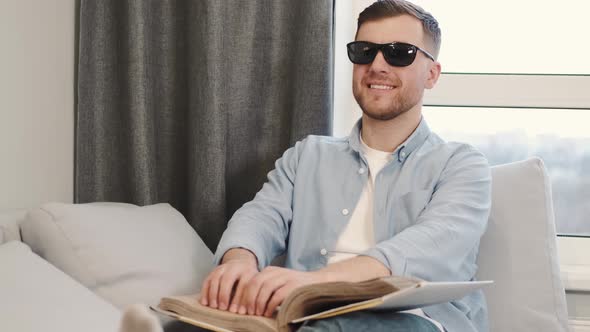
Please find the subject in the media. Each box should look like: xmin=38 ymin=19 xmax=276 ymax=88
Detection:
xmin=360 ymin=107 xmax=422 ymax=153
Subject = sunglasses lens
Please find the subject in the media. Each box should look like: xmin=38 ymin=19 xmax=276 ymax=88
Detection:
xmin=347 ymin=42 xmax=420 ymax=67
xmin=347 ymin=42 xmax=377 ymax=64
xmin=382 ymin=43 xmax=417 ymax=67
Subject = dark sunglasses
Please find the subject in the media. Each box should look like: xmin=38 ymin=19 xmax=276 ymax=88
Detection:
xmin=347 ymin=41 xmax=435 ymax=67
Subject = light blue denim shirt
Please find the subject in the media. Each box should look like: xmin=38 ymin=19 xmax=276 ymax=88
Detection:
xmin=214 ymin=118 xmax=492 ymax=332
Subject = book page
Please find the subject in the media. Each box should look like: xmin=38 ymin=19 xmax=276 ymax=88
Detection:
xmin=277 ymin=276 xmax=400 ymax=326
xmin=158 ymin=295 xmax=278 ymax=332
xmin=290 ymin=280 xmax=492 ymax=324
xmin=290 ymin=298 xmax=384 ymax=323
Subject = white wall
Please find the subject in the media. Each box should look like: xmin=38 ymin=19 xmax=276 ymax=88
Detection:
xmin=0 ymin=0 xmax=75 ymax=211
xmin=333 ymin=0 xmax=360 ymax=138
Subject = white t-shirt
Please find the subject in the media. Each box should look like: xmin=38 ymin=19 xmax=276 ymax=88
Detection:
xmin=327 ymin=136 xmax=445 ymax=332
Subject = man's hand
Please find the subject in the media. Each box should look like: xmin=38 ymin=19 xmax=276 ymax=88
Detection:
xmin=239 ymin=256 xmax=390 ymax=316
xmin=200 ymin=250 xmax=390 ymax=318
xmin=199 ymin=248 xmax=258 ymax=313
xmin=237 ymin=255 xmax=390 ymax=318
xmin=239 ymin=266 xmax=327 ymax=317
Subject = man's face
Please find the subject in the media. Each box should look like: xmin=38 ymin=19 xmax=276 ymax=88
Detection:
xmin=352 ymin=15 xmax=440 ymax=121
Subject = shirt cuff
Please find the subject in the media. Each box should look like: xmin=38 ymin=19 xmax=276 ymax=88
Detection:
xmin=213 ymin=240 xmax=268 ymax=271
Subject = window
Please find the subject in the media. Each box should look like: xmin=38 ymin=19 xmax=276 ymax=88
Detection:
xmin=424 ymin=106 xmax=590 ymax=235
xmin=408 ymin=0 xmax=590 ymax=75
xmin=421 ymin=73 xmax=590 ymax=236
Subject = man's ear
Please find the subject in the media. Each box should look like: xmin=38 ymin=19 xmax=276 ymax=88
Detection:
xmin=425 ymin=61 xmax=442 ymax=90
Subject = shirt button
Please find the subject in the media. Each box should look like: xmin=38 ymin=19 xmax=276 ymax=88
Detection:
xmin=358 ymin=168 xmax=366 ymax=174
xmin=400 ymin=151 xmax=407 ymax=158
xmin=320 ymin=248 xmax=328 ymax=256
xmin=342 ymin=208 xmax=349 ymax=216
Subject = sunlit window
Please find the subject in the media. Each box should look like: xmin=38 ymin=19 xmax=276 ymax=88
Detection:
xmin=410 ymin=0 xmax=590 ymax=75
xmin=424 ymin=107 xmax=590 ymax=235
xmin=334 ymin=0 xmax=590 ymax=236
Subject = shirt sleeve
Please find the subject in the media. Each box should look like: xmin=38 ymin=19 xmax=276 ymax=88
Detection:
xmin=213 ymin=139 xmax=306 ymax=271
xmin=361 ymin=145 xmax=492 ymax=282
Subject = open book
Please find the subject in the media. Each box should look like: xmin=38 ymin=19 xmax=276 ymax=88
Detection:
xmin=152 ymin=276 xmax=492 ymax=332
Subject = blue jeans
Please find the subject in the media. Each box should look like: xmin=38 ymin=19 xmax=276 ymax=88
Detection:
xmin=163 ymin=312 xmax=441 ymax=332
xmin=297 ymin=312 xmax=441 ymax=332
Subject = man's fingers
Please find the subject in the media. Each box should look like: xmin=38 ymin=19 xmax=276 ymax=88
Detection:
xmin=217 ymin=272 xmax=239 ymax=311
xmin=242 ymin=276 xmax=262 ymax=315
xmin=241 ymin=267 xmax=283 ymax=315
xmin=243 ymin=268 xmax=279 ymax=315
xmin=229 ymin=274 xmax=250 ymax=314
xmin=255 ymin=276 xmax=287 ymax=316
xmin=264 ymin=285 xmax=289 ymax=317
xmin=199 ymin=277 xmax=211 ymax=306
xmin=202 ymin=265 xmax=314 ymax=317
xmin=198 ymin=261 xmax=260 ymax=312
xmin=208 ymin=273 xmax=221 ymax=309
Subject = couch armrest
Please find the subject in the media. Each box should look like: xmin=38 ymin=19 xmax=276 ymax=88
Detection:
xmin=0 ymin=241 xmax=121 ymax=332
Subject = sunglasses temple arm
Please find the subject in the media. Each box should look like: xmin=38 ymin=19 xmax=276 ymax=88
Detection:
xmin=418 ymin=48 xmax=435 ymax=61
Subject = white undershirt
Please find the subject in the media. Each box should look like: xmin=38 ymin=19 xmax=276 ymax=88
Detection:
xmin=327 ymin=137 xmax=390 ymax=264
xmin=327 ymin=136 xmax=445 ymax=332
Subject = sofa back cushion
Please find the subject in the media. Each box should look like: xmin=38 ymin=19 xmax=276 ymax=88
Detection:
xmin=476 ymin=158 xmax=569 ymax=331
xmin=20 ymin=202 xmax=214 ymax=310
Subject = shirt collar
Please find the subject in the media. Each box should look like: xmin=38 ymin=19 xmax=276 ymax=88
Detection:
xmin=347 ymin=117 xmax=431 ymax=163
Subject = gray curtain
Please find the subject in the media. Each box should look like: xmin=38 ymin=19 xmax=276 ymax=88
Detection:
xmin=75 ymin=0 xmax=334 ymax=250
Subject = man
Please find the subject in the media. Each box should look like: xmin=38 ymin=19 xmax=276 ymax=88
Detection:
xmin=120 ymin=1 xmax=491 ymax=331
xmin=198 ymin=1 xmax=492 ymax=331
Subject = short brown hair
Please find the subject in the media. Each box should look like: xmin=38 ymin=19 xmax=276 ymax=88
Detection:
xmin=357 ymin=0 xmax=441 ymax=59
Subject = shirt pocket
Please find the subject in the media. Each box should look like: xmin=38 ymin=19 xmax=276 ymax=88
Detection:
xmin=391 ymin=190 xmax=432 ymax=234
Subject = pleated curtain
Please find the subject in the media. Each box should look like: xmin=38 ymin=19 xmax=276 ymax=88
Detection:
xmin=75 ymin=0 xmax=334 ymax=250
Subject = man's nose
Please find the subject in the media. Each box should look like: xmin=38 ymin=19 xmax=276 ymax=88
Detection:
xmin=369 ymin=50 xmax=390 ymax=73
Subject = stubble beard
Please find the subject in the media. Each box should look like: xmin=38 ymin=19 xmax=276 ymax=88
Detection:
xmin=353 ymin=88 xmax=418 ymax=121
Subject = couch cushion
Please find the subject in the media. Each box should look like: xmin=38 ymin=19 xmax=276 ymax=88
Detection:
xmin=476 ymin=158 xmax=568 ymax=331
xmin=0 ymin=209 xmax=27 ymax=244
xmin=20 ymin=202 xmax=214 ymax=310
xmin=0 ymin=241 xmax=121 ymax=332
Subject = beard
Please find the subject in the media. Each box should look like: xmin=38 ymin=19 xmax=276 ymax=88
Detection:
xmin=353 ymin=85 xmax=422 ymax=121
xmin=352 ymin=72 xmax=423 ymax=121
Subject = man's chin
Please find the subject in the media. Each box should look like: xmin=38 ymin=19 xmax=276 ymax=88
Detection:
xmin=361 ymin=109 xmax=400 ymax=121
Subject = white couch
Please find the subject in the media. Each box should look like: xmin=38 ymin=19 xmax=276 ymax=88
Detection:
xmin=0 ymin=203 xmax=213 ymax=332
xmin=0 ymin=158 xmax=569 ymax=331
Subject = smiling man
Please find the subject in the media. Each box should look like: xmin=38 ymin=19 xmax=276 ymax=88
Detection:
xmin=199 ymin=1 xmax=492 ymax=331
